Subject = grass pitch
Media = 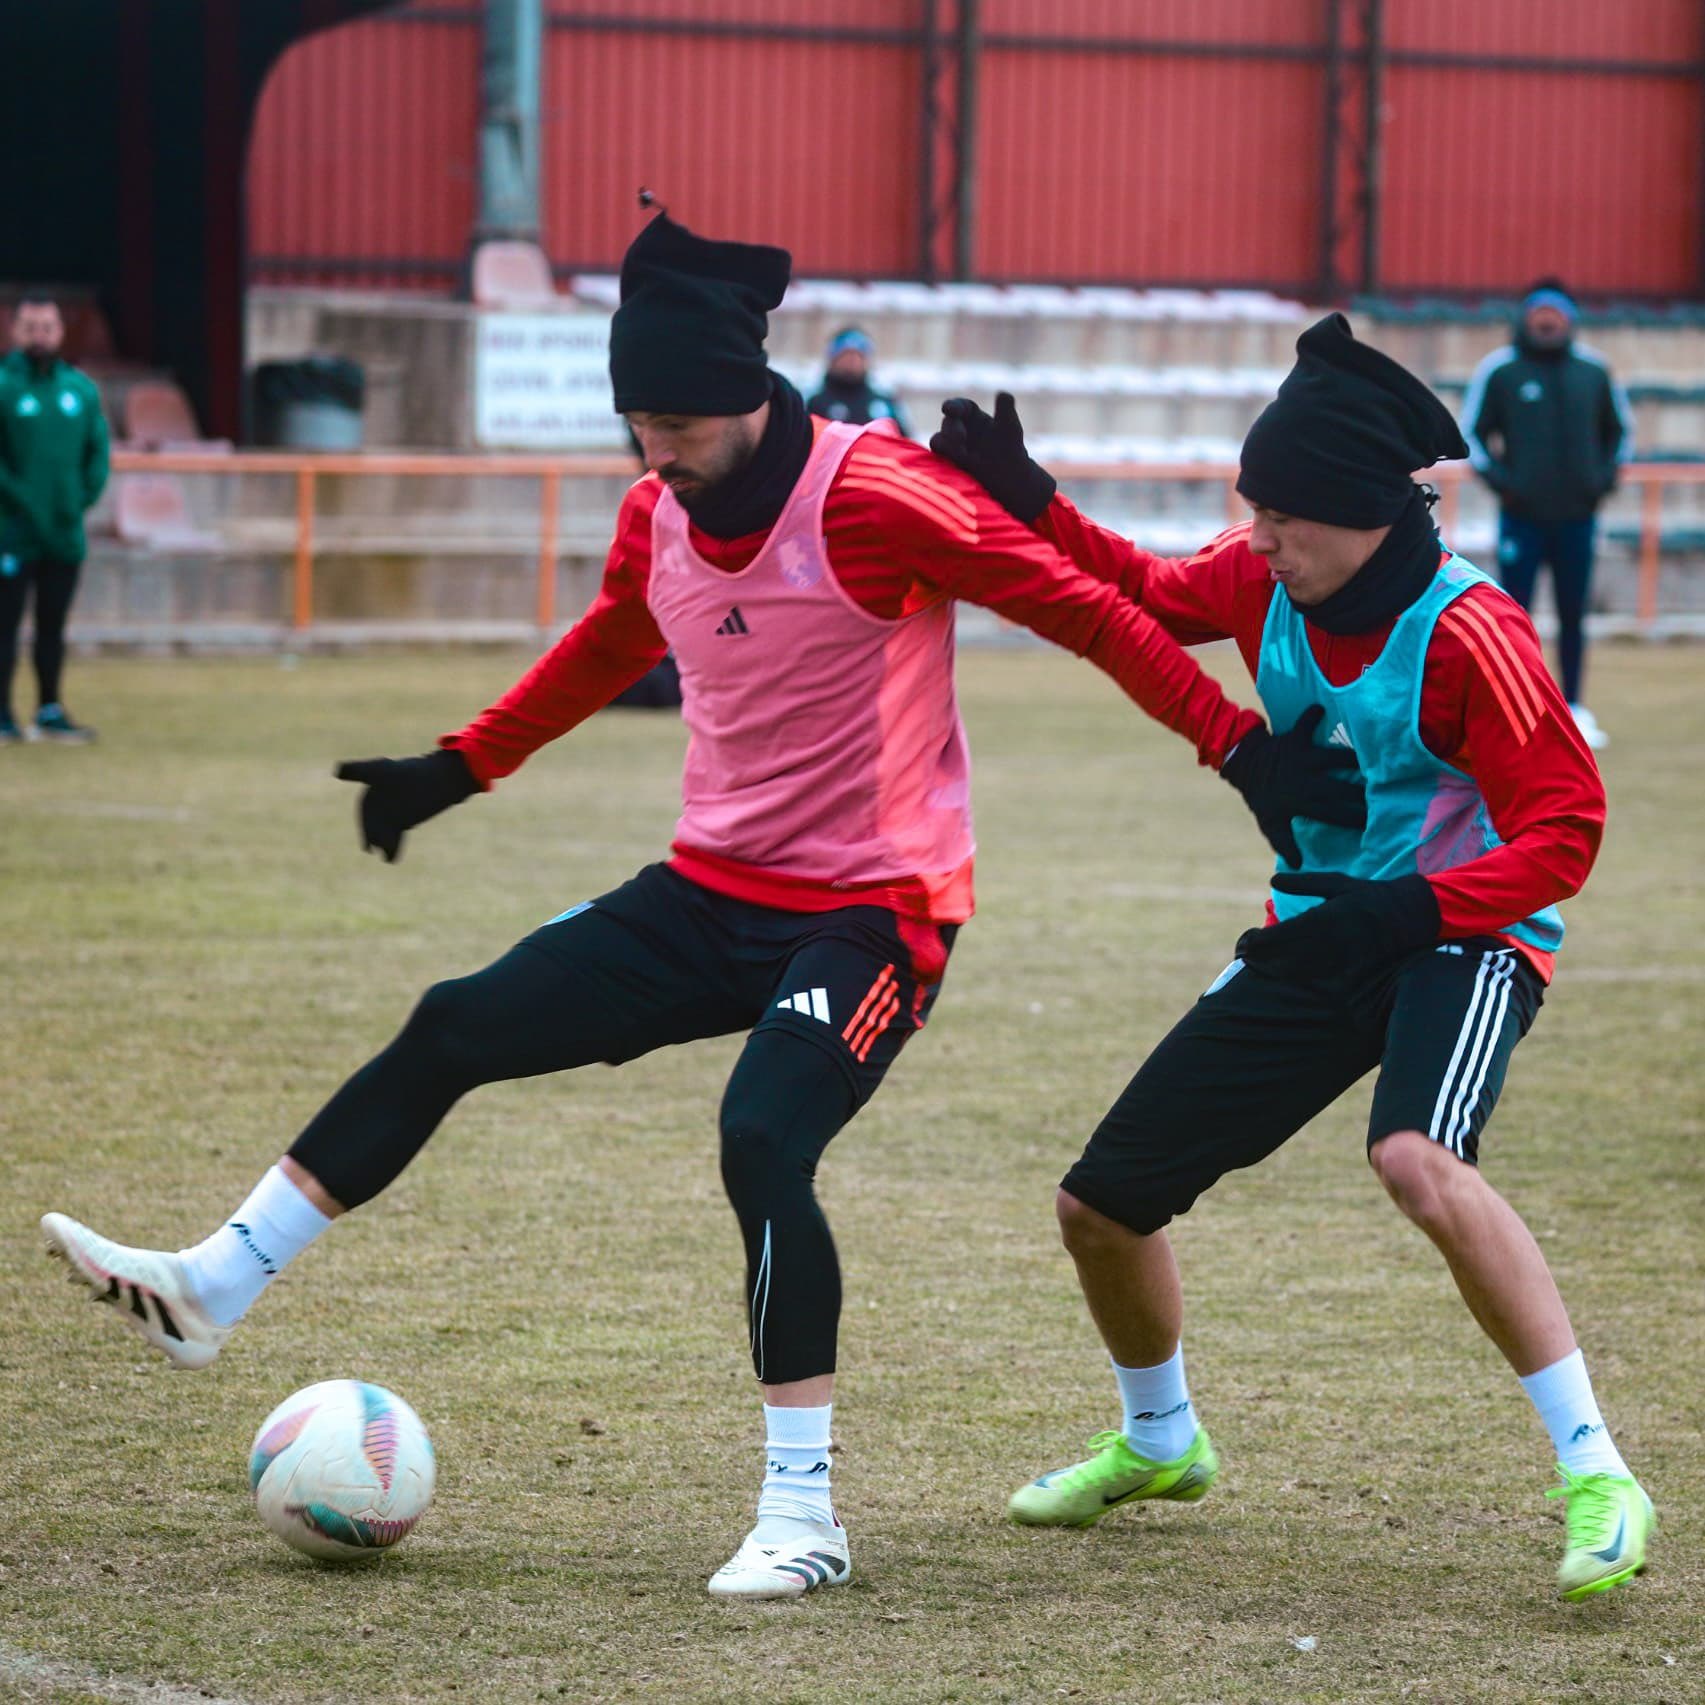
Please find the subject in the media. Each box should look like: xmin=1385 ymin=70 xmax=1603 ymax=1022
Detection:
xmin=2 ymin=643 xmax=1702 ymax=1704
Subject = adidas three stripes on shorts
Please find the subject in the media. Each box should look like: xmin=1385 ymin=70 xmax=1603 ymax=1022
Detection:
xmin=1062 ymin=936 xmax=1545 ymax=1236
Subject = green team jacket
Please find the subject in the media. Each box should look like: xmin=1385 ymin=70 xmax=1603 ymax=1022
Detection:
xmin=0 ymin=351 xmax=111 ymax=565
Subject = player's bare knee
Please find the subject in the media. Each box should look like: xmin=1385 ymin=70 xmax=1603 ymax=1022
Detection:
xmin=1057 ymin=1189 xmax=1125 ymax=1257
xmin=1371 ymin=1129 xmax=1468 ymax=1233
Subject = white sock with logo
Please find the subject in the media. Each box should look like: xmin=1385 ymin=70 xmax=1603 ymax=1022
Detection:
xmin=176 ymin=1165 xmax=332 ymax=1327
xmin=754 ymin=1402 xmax=835 ymax=1536
xmin=1519 ymin=1348 xmax=1630 ymax=1478
xmin=1113 ymin=1344 xmax=1199 ymax=1462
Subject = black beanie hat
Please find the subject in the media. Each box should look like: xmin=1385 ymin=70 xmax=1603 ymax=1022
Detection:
xmin=609 ymin=213 xmax=791 ymax=416
xmin=1236 ymin=313 xmax=1469 ymax=529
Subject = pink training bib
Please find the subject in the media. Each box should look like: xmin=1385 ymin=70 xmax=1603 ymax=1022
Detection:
xmin=647 ymin=421 xmax=975 ymax=889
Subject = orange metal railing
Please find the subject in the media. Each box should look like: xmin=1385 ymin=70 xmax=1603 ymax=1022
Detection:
xmin=110 ymin=450 xmax=1695 ymax=632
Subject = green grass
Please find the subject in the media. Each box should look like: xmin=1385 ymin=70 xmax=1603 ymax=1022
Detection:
xmin=2 ymin=645 xmax=1701 ymax=1704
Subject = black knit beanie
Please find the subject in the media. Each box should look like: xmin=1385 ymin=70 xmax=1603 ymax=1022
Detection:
xmin=1237 ymin=314 xmax=1468 ymax=528
xmin=609 ymin=214 xmax=791 ymax=416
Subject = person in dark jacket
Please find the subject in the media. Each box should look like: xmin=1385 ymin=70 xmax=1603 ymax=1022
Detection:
xmin=0 ymin=296 xmax=110 ymax=744
xmin=805 ymin=327 xmax=910 ymax=436
xmin=1460 ymin=280 xmax=1633 ymax=749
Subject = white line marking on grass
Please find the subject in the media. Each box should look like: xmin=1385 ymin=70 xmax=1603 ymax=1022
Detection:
xmin=0 ymin=1639 xmax=250 ymax=1704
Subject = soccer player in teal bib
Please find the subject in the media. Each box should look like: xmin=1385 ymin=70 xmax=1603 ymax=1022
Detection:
xmin=934 ymin=316 xmax=1652 ymax=1602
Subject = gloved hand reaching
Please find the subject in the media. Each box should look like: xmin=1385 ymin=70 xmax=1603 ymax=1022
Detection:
xmin=930 ymin=392 xmax=1057 ymax=525
xmin=334 ymin=748 xmax=479 ymax=863
xmin=1236 ymin=871 xmax=1441 ymax=986
xmin=1218 ymin=705 xmax=1368 ymax=868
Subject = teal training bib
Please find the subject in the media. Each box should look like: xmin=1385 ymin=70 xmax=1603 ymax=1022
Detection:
xmin=1253 ymin=550 xmax=1563 ymax=957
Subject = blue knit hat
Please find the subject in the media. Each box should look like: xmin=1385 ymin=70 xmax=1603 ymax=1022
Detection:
xmin=827 ymin=326 xmax=875 ymax=360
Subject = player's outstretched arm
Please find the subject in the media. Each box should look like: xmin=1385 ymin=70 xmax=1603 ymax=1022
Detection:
xmin=331 ymin=484 xmax=669 ymax=865
xmin=933 ymin=392 xmax=1266 ymax=642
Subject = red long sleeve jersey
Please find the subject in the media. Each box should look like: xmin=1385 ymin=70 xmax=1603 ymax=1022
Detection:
xmin=1039 ymin=498 xmax=1606 ymax=980
xmin=445 ymin=432 xmax=1259 ymax=922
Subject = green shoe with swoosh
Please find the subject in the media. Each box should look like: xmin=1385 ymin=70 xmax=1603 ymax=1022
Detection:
xmin=1548 ymin=1465 xmax=1654 ymax=1600
xmin=1007 ymin=1427 xmax=1219 ymax=1528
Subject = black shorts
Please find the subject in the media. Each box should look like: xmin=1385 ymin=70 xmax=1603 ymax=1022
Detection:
xmin=522 ymin=863 xmax=956 ymax=1104
xmin=1062 ymin=939 xmax=1544 ymax=1236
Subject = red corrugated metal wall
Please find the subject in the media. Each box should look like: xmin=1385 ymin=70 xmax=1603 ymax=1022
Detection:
xmin=1378 ymin=0 xmax=1704 ymax=295
xmin=543 ymin=0 xmax=923 ymax=275
xmin=248 ymin=4 xmax=479 ymax=289
xmin=247 ymin=0 xmax=1705 ymax=298
xmin=975 ymin=1 xmax=1329 ymax=285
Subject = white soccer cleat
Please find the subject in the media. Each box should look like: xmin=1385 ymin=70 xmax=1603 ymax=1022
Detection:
xmin=707 ymin=1517 xmax=851 ymax=1600
xmin=41 ymin=1212 xmax=229 ymax=1370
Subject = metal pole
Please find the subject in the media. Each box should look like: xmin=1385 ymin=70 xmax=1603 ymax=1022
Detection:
xmin=1438 ymin=467 xmax=1461 ymax=550
xmin=476 ymin=0 xmax=543 ymax=242
xmin=1361 ymin=0 xmax=1386 ymax=295
xmin=536 ymin=469 xmax=561 ymax=631
xmin=292 ymin=467 xmax=316 ymax=631
xmin=953 ymin=0 xmax=980 ymax=281
xmin=917 ymin=0 xmax=941 ymax=282
xmin=1638 ymin=476 xmax=1662 ymax=627
xmin=1317 ymin=0 xmax=1345 ymax=301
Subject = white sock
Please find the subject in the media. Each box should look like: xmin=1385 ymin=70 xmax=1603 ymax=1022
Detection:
xmin=1113 ymin=1344 xmax=1199 ymax=1462
xmin=1519 ymin=1348 xmax=1631 ymax=1478
xmin=176 ymin=1165 xmax=332 ymax=1327
xmin=754 ymin=1402 xmax=835 ymax=1534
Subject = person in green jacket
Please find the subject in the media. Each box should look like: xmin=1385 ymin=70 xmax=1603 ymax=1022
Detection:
xmin=0 ymin=296 xmax=110 ymax=743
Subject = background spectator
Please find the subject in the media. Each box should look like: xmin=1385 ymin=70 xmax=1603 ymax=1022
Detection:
xmin=806 ymin=327 xmax=910 ymax=437
xmin=0 ymin=295 xmax=109 ymax=744
xmin=1460 ymin=279 xmax=1634 ymax=750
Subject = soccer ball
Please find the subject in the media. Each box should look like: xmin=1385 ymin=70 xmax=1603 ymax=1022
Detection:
xmin=248 ymin=1380 xmax=435 ymax=1561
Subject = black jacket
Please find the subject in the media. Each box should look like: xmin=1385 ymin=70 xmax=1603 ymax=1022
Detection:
xmin=805 ymin=374 xmax=911 ymax=436
xmin=1461 ymin=333 xmax=1632 ymax=523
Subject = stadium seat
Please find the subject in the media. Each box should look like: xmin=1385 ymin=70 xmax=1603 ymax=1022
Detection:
xmin=112 ymin=474 xmax=220 ymax=551
xmin=472 ymin=241 xmax=557 ymax=309
xmin=121 ymin=380 xmax=229 ymax=450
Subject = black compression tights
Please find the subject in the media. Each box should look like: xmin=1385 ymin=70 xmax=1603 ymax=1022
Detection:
xmin=288 ymin=942 xmax=858 ymax=1384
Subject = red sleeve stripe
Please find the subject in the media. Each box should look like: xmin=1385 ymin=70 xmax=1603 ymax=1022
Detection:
xmin=1185 ymin=520 xmax=1253 ymax=569
xmin=838 ymin=468 xmax=981 ymax=546
xmin=1443 ymin=597 xmax=1547 ymax=725
xmin=1438 ymin=607 xmax=1540 ymax=744
xmin=848 ymin=447 xmax=980 ymax=524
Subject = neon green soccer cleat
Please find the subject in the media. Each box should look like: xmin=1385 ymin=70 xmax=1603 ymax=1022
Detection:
xmin=1547 ymin=1465 xmax=1655 ymax=1601
xmin=1007 ymin=1427 xmax=1219 ymax=1528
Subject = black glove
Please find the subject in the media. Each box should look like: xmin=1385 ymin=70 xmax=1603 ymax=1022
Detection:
xmin=930 ymin=392 xmax=1057 ymax=524
xmin=1236 ymin=872 xmax=1441 ymax=986
xmin=334 ymin=748 xmax=479 ymax=863
xmin=1218 ymin=705 xmax=1368 ymax=869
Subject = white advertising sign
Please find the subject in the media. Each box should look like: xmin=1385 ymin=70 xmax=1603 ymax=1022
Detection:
xmin=474 ymin=313 xmax=624 ymax=449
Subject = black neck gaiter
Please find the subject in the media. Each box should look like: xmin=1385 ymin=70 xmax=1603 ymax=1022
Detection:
xmin=685 ymin=372 xmax=813 ymax=541
xmin=1297 ymin=488 xmax=1442 ymax=636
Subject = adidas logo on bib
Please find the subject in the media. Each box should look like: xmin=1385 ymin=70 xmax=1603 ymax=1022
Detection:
xmin=1327 ymin=720 xmax=1354 ymax=749
xmin=716 ymin=606 xmax=751 ymax=637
